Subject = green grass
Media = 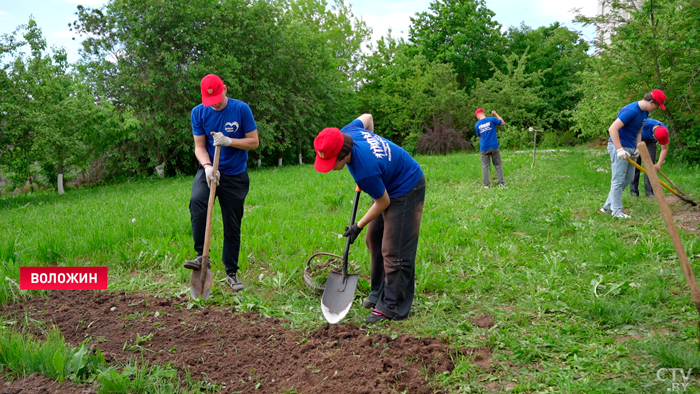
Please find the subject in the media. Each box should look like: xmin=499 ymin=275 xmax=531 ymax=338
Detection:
xmin=2 ymin=147 xmax=700 ymax=393
xmin=0 ymin=316 xmax=220 ymax=393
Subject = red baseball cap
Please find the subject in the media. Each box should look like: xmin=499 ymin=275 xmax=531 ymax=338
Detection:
xmin=475 ymin=108 xmax=485 ymax=118
xmin=654 ymin=126 xmax=669 ymax=145
xmin=314 ymin=128 xmax=344 ymax=173
xmin=200 ymin=74 xmax=225 ymax=106
xmin=650 ymin=89 xmax=666 ymax=110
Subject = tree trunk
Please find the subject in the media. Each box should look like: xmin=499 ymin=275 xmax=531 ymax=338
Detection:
xmin=278 ymin=152 xmax=283 ymax=167
xmin=298 ymin=149 xmax=303 ymax=165
xmin=57 ymin=164 xmax=65 ymax=195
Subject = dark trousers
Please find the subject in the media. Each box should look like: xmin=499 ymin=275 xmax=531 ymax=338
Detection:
xmin=365 ymin=177 xmax=425 ymax=320
xmin=189 ymin=168 xmax=249 ymax=275
xmin=631 ymin=141 xmax=657 ymax=197
xmin=481 ymin=148 xmax=504 ymax=187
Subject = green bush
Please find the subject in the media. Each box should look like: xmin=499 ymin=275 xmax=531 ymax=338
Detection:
xmin=496 ymin=124 xmax=532 ymax=149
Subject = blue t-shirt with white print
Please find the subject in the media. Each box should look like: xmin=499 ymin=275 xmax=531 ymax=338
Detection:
xmin=340 ymin=119 xmax=423 ymax=200
xmin=641 ymin=118 xmax=666 ymax=143
xmin=609 ymin=102 xmax=649 ymax=149
xmin=191 ymin=98 xmax=257 ymax=175
xmin=475 ymin=117 xmax=503 ymax=151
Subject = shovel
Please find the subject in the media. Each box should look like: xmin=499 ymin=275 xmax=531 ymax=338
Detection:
xmin=190 ymin=145 xmax=221 ymax=300
xmin=321 ymin=185 xmax=361 ymax=324
xmin=626 ymin=158 xmax=697 ymax=206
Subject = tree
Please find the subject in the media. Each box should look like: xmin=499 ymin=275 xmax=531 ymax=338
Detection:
xmin=72 ymin=0 xmax=369 ymax=173
xmin=359 ymin=34 xmax=471 ymax=152
xmin=0 ymin=19 xmax=122 ymax=193
xmin=575 ymin=0 xmax=700 ymax=162
xmin=468 ymin=51 xmax=547 ymax=148
xmin=505 ymin=23 xmax=590 ymax=131
xmin=409 ymin=0 xmax=506 ymax=88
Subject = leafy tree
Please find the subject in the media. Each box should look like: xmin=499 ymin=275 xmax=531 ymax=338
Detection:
xmin=575 ymin=0 xmax=700 ymax=162
xmin=359 ymin=34 xmax=471 ymax=152
xmin=72 ymin=0 xmax=369 ymax=174
xmin=409 ymin=0 xmax=506 ymax=88
xmin=506 ymin=23 xmax=590 ymax=131
xmin=468 ymin=52 xmax=547 ymax=131
xmin=0 ymin=19 xmax=121 ymax=193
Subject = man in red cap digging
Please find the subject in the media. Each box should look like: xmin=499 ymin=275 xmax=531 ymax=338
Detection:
xmin=600 ymin=89 xmax=666 ymax=218
xmin=474 ymin=108 xmax=506 ymax=188
xmin=314 ymin=114 xmax=425 ymax=324
xmin=630 ymin=119 xmax=671 ymax=197
xmin=183 ymin=74 xmax=259 ymax=292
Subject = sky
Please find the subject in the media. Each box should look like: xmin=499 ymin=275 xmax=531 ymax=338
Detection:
xmin=0 ymin=0 xmax=599 ymax=64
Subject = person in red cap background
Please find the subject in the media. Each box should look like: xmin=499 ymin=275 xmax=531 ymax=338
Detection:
xmin=600 ymin=89 xmax=666 ymax=219
xmin=183 ymin=74 xmax=259 ymax=292
xmin=630 ymin=118 xmax=671 ymax=197
xmin=474 ymin=108 xmax=506 ymax=188
xmin=314 ymin=114 xmax=425 ymax=324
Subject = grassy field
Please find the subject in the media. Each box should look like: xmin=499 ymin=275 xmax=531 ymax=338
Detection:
xmin=2 ymin=147 xmax=700 ymax=393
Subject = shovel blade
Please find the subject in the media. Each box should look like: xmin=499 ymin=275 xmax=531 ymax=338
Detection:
xmin=321 ymin=271 xmax=359 ymax=324
xmin=190 ymin=269 xmax=213 ymax=300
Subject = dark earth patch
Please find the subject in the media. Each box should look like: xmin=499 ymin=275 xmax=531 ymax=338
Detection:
xmin=1 ymin=373 xmax=95 ymax=394
xmin=470 ymin=314 xmax=495 ymax=330
xmin=1 ymin=291 xmax=488 ymax=394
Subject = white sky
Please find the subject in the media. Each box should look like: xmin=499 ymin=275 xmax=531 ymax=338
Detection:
xmin=0 ymin=0 xmax=598 ymax=64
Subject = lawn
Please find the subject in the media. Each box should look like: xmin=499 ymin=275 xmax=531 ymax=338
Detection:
xmin=1 ymin=147 xmax=700 ymax=393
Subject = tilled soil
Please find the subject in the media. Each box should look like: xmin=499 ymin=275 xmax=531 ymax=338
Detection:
xmin=1 ymin=373 xmax=95 ymax=394
xmin=2 ymin=291 xmax=490 ymax=394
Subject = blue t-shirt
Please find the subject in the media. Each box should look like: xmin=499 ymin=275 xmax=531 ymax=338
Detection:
xmin=191 ymin=98 xmax=257 ymax=175
xmin=340 ymin=120 xmax=424 ymax=199
xmin=641 ymin=118 xmax=666 ymax=143
xmin=475 ymin=117 xmax=503 ymax=151
xmin=609 ymin=102 xmax=649 ymax=149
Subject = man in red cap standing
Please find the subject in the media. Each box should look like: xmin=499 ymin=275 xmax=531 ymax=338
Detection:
xmin=314 ymin=114 xmax=425 ymax=324
xmin=474 ymin=108 xmax=506 ymax=188
xmin=600 ymin=89 xmax=666 ymax=218
xmin=630 ymin=118 xmax=671 ymax=197
xmin=183 ymin=74 xmax=259 ymax=292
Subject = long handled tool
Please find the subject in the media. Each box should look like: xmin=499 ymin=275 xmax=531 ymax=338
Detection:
xmin=658 ymin=169 xmax=686 ymax=197
xmin=626 ymin=157 xmax=697 ymax=206
xmin=190 ymin=146 xmax=220 ymax=300
xmin=638 ymin=142 xmax=700 ymax=349
xmin=321 ymin=185 xmax=361 ymax=324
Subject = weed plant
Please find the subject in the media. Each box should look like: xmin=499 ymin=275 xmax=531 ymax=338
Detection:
xmin=2 ymin=148 xmax=700 ymax=392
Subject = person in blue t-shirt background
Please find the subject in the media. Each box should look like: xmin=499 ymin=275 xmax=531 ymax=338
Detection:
xmin=631 ymin=119 xmax=670 ymax=197
xmin=314 ymin=114 xmax=426 ymax=324
xmin=474 ymin=108 xmax=506 ymax=188
xmin=183 ymin=74 xmax=259 ymax=292
xmin=600 ymin=89 xmax=666 ymax=219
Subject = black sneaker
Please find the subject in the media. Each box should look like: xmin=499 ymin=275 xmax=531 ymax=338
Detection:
xmin=365 ymin=309 xmax=390 ymax=324
xmin=225 ymin=272 xmax=244 ymax=292
xmin=361 ymin=298 xmax=376 ymax=309
xmin=183 ymin=255 xmax=202 ymax=270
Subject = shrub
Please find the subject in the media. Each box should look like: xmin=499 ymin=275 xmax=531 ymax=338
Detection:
xmin=416 ymin=117 xmax=471 ymax=155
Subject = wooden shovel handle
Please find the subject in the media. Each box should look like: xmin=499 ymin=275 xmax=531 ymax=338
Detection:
xmin=201 ymin=146 xmax=221 ymax=275
xmin=638 ymin=142 xmax=700 ymax=314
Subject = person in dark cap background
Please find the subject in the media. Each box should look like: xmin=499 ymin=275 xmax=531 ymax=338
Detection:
xmin=314 ymin=113 xmax=425 ymax=324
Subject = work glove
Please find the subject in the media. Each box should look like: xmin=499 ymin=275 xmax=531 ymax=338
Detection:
xmin=630 ymin=148 xmax=640 ymax=159
xmin=211 ymin=131 xmax=232 ymax=147
xmin=204 ymin=166 xmax=220 ymax=188
xmin=343 ymin=223 xmax=363 ymax=245
xmin=616 ymin=148 xmax=631 ymax=160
